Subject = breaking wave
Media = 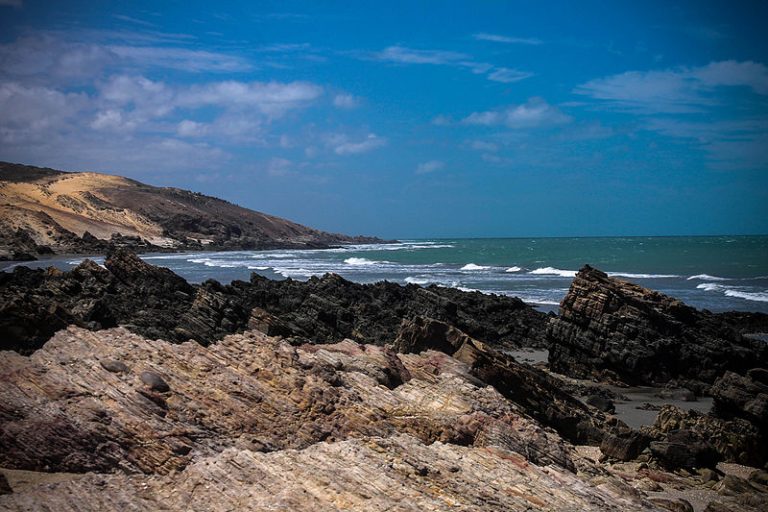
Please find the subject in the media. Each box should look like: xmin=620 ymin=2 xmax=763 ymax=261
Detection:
xmin=528 ymin=267 xmax=577 ymax=277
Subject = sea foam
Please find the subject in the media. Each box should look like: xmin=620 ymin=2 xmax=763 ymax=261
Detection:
xmin=460 ymin=263 xmax=490 ymax=271
xmin=529 ymin=267 xmax=577 ymax=277
xmin=697 ymin=282 xmax=768 ymax=303
xmin=687 ymin=274 xmax=729 ymax=281
xmin=344 ymin=257 xmax=379 ymax=265
xmin=607 ymin=272 xmax=680 ymax=279
xmin=505 ymin=266 xmax=522 ymax=272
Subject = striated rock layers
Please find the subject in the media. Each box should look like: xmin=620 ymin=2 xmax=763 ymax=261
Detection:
xmin=0 ymin=248 xmax=548 ymax=354
xmin=0 ymin=325 xmax=659 ymax=511
xmin=547 ymin=265 xmax=768 ymax=388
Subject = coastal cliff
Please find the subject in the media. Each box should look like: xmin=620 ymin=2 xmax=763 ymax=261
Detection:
xmin=0 ymin=162 xmax=384 ymax=260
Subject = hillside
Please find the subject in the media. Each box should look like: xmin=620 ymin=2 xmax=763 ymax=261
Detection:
xmin=0 ymin=162 xmax=384 ymax=260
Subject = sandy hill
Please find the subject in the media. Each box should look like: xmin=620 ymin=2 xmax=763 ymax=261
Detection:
xmin=0 ymin=162 xmax=382 ymax=260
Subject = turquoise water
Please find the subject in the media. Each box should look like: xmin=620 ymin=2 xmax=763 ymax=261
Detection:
xmin=4 ymin=236 xmax=768 ymax=313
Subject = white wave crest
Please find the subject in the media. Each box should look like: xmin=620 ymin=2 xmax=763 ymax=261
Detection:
xmin=696 ymin=282 xmax=768 ymax=303
xmin=687 ymin=274 xmax=728 ymax=281
xmin=505 ymin=266 xmax=522 ymax=273
xmin=724 ymin=290 xmax=768 ymax=303
xmin=529 ymin=267 xmax=577 ymax=277
xmin=607 ymin=272 xmax=680 ymax=279
xmin=405 ymin=276 xmax=430 ymax=285
xmin=696 ymin=282 xmax=725 ymax=292
xmin=460 ymin=263 xmax=490 ymax=271
xmin=344 ymin=257 xmax=380 ymax=265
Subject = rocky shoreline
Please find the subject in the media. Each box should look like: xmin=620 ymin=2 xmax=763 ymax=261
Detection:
xmin=1 ymin=251 xmax=768 ymax=511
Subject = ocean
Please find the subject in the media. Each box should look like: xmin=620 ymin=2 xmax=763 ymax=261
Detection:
xmin=4 ymin=236 xmax=768 ymax=314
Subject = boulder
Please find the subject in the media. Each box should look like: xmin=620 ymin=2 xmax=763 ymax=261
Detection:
xmin=547 ymin=265 xmax=767 ymax=388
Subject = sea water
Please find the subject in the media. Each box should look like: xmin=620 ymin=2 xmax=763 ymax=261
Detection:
xmin=3 ymin=236 xmax=767 ymax=314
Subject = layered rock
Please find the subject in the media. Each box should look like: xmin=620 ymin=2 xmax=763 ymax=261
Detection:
xmin=0 ymin=326 xmax=574 ymax=475
xmin=0 ymin=249 xmax=548 ymax=353
xmin=547 ymin=265 xmax=767 ymax=388
xmin=394 ymin=316 xmax=606 ymax=445
xmin=0 ymin=434 xmax=660 ymax=512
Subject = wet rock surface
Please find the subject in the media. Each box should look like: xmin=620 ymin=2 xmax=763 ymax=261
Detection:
xmin=547 ymin=265 xmax=767 ymax=388
xmin=0 ymin=248 xmax=548 ymax=354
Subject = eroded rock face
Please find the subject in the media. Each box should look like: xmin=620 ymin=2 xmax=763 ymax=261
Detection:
xmin=0 ymin=434 xmax=659 ymax=512
xmin=547 ymin=265 xmax=767 ymax=387
xmin=394 ymin=316 xmax=606 ymax=445
xmin=0 ymin=249 xmax=548 ymax=354
xmin=0 ymin=326 xmax=573 ymax=475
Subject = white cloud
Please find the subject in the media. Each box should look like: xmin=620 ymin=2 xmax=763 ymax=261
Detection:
xmin=332 ymin=133 xmax=387 ymax=155
xmin=487 ymin=67 xmax=534 ymax=83
xmin=176 ymin=119 xmax=208 ymax=137
xmin=415 ymin=160 xmax=444 ymax=174
xmin=333 ymin=93 xmax=361 ymax=109
xmin=178 ymin=80 xmax=323 ymax=116
xmin=371 ymin=45 xmax=531 ymax=84
xmin=91 ymin=109 xmax=137 ymax=132
xmin=0 ymin=81 xmax=87 ymax=144
xmin=375 ymin=46 xmax=468 ymax=65
xmin=463 ymin=98 xmax=570 ymax=128
xmin=469 ymin=140 xmax=498 ymax=152
xmin=473 ymin=33 xmax=542 ymax=45
xmin=431 ymin=115 xmax=453 ymax=126
xmin=107 ymin=45 xmax=252 ymax=73
xmin=266 ymin=157 xmax=293 ymax=176
xmin=576 ymin=60 xmax=768 ymax=112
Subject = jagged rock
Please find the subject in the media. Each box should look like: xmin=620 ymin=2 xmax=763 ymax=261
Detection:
xmin=711 ymin=369 xmax=768 ymax=429
xmin=547 ymin=265 xmax=767 ymax=387
xmin=0 ymin=326 xmax=577 ymax=475
xmin=648 ymin=429 xmax=719 ymax=470
xmin=0 ymin=434 xmax=661 ymax=512
xmin=393 ymin=316 xmax=607 ymax=445
xmin=587 ymin=395 xmax=616 ymax=413
xmin=649 ymin=405 xmax=765 ymax=466
xmin=600 ymin=427 xmax=650 ymax=461
xmin=1 ymin=251 xmax=548 ymax=354
xmin=648 ymin=498 xmax=694 ymax=512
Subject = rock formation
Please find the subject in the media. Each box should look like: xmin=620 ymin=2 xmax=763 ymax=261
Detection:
xmin=0 ymin=325 xmax=654 ymax=511
xmin=0 ymin=248 xmax=548 ymax=354
xmin=394 ymin=316 xmax=606 ymax=445
xmin=547 ymin=265 xmax=768 ymax=389
xmin=0 ymin=161 xmax=385 ymax=260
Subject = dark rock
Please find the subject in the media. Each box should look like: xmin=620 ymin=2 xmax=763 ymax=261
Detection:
xmin=1 ymin=251 xmax=548 ymax=354
xmin=586 ymin=395 xmax=615 ymax=413
xmin=600 ymin=427 xmax=650 ymax=461
xmin=715 ymin=474 xmax=757 ymax=496
xmin=649 ymin=429 xmax=719 ymax=470
xmin=100 ymin=360 xmax=129 ymax=373
xmin=650 ymin=405 xmax=765 ymax=467
xmin=711 ymin=369 xmax=768 ymax=429
xmin=140 ymin=371 xmax=170 ymax=393
xmin=649 ymin=498 xmax=694 ymax=512
xmin=547 ymin=265 xmax=767 ymax=387
xmin=0 ymin=472 xmax=11 ymax=495
xmin=394 ymin=316 xmax=607 ymax=445
xmin=699 ymin=468 xmax=720 ymax=483
xmin=750 ymin=469 xmax=768 ymax=487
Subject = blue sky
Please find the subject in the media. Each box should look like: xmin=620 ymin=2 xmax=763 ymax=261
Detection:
xmin=1 ymin=1 xmax=767 ymax=238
